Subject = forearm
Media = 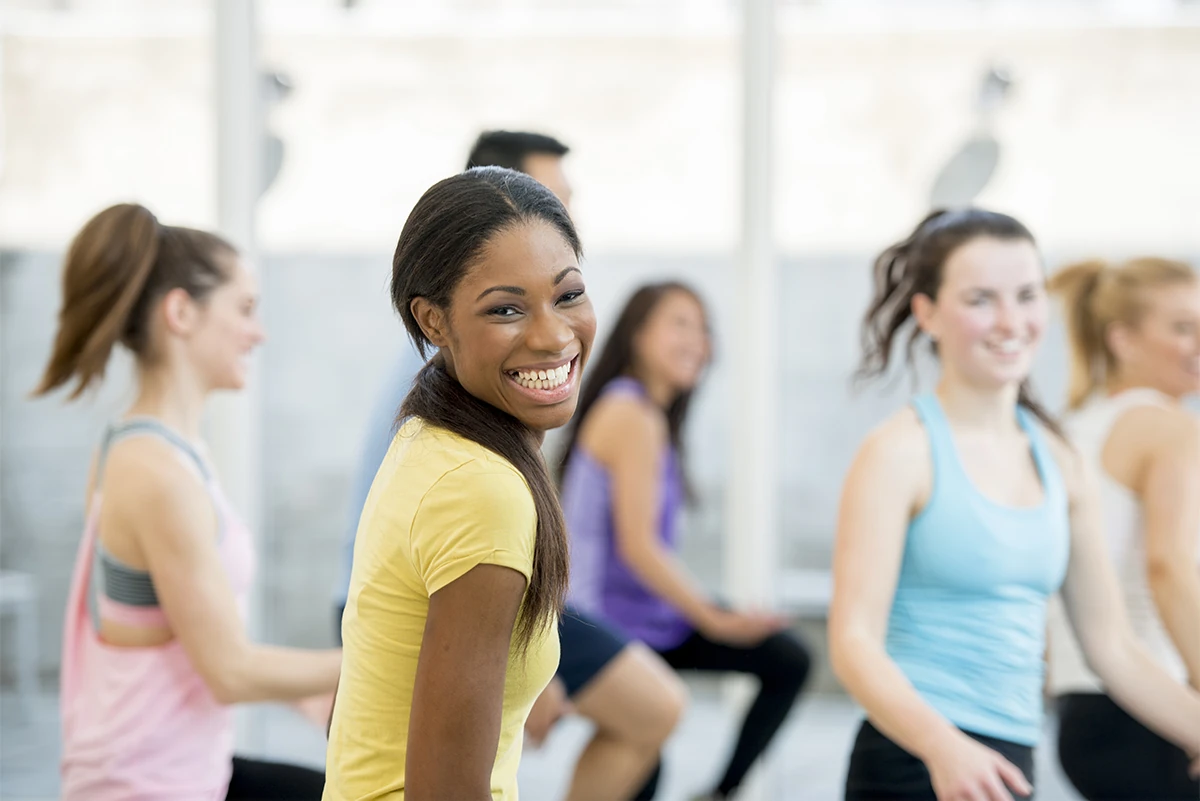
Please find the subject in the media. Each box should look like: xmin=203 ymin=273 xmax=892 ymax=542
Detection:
xmin=223 ymin=645 xmax=342 ymax=704
xmin=831 ymin=633 xmax=964 ymax=762
xmin=622 ymin=542 xmax=718 ymax=627
xmin=1090 ymin=631 xmax=1200 ymax=753
xmin=1148 ymin=564 xmax=1200 ymax=689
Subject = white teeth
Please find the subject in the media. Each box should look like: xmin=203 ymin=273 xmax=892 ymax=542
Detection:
xmin=991 ymin=340 xmax=1021 ymax=355
xmin=512 ymin=362 xmax=572 ymax=390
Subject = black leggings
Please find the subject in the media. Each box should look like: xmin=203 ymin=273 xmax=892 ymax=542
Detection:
xmin=1057 ymin=693 xmax=1199 ymax=801
xmin=844 ymin=719 xmax=1035 ymax=801
xmin=225 ymin=755 xmax=325 ymax=800
xmin=633 ymin=629 xmax=811 ymax=800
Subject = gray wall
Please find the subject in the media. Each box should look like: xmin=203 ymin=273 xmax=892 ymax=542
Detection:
xmin=1 ymin=246 xmax=1074 ymax=676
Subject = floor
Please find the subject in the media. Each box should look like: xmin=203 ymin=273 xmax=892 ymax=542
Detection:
xmin=1 ymin=681 xmax=1084 ymax=801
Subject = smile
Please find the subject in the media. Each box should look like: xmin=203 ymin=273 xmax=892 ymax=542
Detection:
xmin=505 ymin=357 xmax=579 ymax=404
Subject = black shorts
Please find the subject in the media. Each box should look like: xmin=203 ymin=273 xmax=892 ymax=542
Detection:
xmin=845 ymin=719 xmax=1035 ymax=800
xmin=336 ymin=602 xmax=627 ymax=699
xmin=556 ymin=606 xmax=629 ymax=698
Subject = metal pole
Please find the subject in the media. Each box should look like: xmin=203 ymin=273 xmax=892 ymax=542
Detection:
xmin=725 ymin=0 xmax=777 ymax=796
xmin=213 ymin=0 xmax=264 ymax=751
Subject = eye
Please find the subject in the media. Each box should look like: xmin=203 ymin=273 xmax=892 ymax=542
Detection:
xmin=1018 ymin=288 xmax=1039 ymax=303
xmin=487 ymin=305 xmax=522 ymax=318
xmin=557 ymin=289 xmax=586 ymax=305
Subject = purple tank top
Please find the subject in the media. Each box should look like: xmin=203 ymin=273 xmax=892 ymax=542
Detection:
xmin=561 ymin=377 xmax=693 ymax=650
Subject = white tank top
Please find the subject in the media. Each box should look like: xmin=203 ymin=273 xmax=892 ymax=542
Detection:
xmin=1046 ymin=388 xmax=1198 ymax=695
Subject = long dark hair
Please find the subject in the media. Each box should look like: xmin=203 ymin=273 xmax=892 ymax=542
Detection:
xmin=857 ymin=207 xmax=1063 ymax=437
xmin=392 ymin=166 xmax=579 ymax=652
xmin=558 ymin=281 xmax=708 ymax=494
xmin=33 ymin=203 xmax=235 ymax=400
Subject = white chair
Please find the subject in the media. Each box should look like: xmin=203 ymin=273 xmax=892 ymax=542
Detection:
xmin=0 ymin=570 xmax=40 ymax=721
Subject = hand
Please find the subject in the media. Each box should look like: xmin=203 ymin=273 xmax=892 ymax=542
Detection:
xmin=292 ymin=692 xmax=336 ymax=729
xmin=698 ymin=607 xmax=788 ymax=647
xmin=926 ymin=732 xmax=1032 ymax=801
xmin=524 ymin=677 xmax=572 ymax=748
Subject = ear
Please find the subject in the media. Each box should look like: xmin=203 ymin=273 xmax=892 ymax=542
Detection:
xmin=1105 ymin=320 xmax=1134 ymax=363
xmin=161 ymin=287 xmax=200 ymax=337
xmin=410 ymin=297 xmax=451 ymax=349
xmin=911 ymin=292 xmax=939 ymax=342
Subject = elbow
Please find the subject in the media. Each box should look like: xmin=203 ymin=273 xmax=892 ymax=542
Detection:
xmin=203 ymin=650 xmax=254 ymax=705
xmin=1146 ymin=555 xmax=1192 ymax=594
xmin=827 ymin=624 xmax=862 ymax=689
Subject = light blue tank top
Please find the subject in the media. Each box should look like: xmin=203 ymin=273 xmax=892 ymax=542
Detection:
xmin=887 ymin=394 xmax=1071 ymax=747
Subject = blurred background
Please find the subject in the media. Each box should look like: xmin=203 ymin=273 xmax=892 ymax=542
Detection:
xmin=2 ymin=0 xmax=1199 ymax=798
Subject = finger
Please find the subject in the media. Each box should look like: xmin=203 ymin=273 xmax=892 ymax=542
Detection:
xmin=982 ymin=773 xmax=1016 ymax=801
xmin=995 ymin=758 xmax=1032 ymax=797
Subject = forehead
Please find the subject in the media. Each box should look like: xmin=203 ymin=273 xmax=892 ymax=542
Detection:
xmin=457 ymin=220 xmax=578 ymax=293
xmin=941 ymin=236 xmax=1042 ymax=290
xmin=1143 ymin=280 xmax=1200 ymax=316
xmin=521 ymin=153 xmax=565 ymax=186
xmin=219 ymin=256 xmax=257 ymax=293
xmin=653 ymin=290 xmax=705 ymax=320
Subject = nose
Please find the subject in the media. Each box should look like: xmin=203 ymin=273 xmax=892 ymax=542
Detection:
xmin=526 ymin=306 xmax=574 ymax=355
xmin=994 ymin=299 xmax=1019 ymax=333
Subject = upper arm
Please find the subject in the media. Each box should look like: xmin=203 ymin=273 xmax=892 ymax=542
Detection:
xmin=584 ymin=398 xmax=668 ymax=561
xmin=107 ymin=444 xmax=250 ymax=697
xmin=409 ymin=463 xmax=537 ymax=595
xmin=829 ymin=412 xmax=927 ymax=653
xmin=406 ymin=563 xmax=526 ymax=800
xmin=1138 ymin=412 xmax=1200 ymax=574
xmin=1053 ymin=439 xmax=1132 ymax=666
xmin=404 ymin=462 xmax=536 ymax=799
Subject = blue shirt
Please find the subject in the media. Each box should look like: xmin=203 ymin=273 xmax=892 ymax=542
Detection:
xmin=886 ymin=394 xmax=1071 ymax=746
xmin=334 ymin=346 xmax=426 ymax=606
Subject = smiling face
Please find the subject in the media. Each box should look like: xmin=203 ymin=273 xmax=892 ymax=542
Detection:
xmin=632 ymin=289 xmax=711 ymax=395
xmin=913 ymin=235 xmax=1048 ymax=391
xmin=413 ymin=219 xmax=596 ymax=433
xmin=162 ymin=256 xmax=265 ymax=391
xmin=1109 ymin=280 xmax=1200 ymax=399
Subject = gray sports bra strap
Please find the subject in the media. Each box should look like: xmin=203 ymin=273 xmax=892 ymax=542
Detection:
xmin=97 ymin=418 xmax=211 ymax=487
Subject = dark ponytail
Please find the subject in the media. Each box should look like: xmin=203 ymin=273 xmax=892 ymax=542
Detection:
xmin=392 ymin=167 xmax=578 ymax=652
xmin=33 ymin=203 xmax=235 ymax=400
xmin=857 ymin=207 xmax=1063 ymax=438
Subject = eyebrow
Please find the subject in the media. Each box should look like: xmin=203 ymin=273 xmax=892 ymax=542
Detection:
xmin=475 ymin=267 xmax=582 ymax=301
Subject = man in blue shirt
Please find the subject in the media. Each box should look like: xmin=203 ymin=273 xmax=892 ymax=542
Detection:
xmin=335 ymin=131 xmax=688 ymax=800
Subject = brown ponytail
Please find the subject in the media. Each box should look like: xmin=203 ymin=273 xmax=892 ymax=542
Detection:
xmin=1046 ymin=260 xmax=1107 ymax=410
xmin=33 ymin=203 xmax=236 ymax=400
xmin=1048 ymin=256 xmax=1195 ymax=410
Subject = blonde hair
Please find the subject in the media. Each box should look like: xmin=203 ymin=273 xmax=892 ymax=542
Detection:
xmin=1048 ymin=257 xmax=1196 ymax=409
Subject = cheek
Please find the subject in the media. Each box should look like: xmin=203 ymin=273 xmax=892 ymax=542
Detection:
xmin=944 ymin=308 xmax=994 ymax=342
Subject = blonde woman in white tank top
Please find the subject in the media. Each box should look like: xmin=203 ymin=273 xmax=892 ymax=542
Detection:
xmin=1047 ymin=257 xmax=1200 ymax=800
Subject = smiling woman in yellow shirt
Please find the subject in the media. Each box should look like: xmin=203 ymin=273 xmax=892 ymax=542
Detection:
xmin=323 ymin=166 xmax=596 ymax=801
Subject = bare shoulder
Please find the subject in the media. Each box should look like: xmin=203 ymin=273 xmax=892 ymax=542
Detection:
xmin=579 ymin=392 xmax=667 ymax=460
xmin=1113 ymin=402 xmax=1200 ymax=461
xmin=858 ymin=406 xmax=929 ymax=468
xmin=101 ymin=436 xmax=213 ymax=526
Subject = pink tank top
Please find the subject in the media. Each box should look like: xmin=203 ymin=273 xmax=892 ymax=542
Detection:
xmin=59 ymin=419 xmax=256 ymax=800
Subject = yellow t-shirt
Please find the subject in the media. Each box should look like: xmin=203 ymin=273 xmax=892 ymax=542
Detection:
xmin=323 ymin=417 xmax=560 ymax=801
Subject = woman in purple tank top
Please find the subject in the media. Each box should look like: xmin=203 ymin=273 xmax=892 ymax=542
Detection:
xmin=558 ymin=281 xmax=812 ymax=801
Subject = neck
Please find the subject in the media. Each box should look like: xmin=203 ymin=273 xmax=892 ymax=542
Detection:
xmin=629 ymin=371 xmax=677 ymax=410
xmin=127 ymin=363 xmax=209 ymax=441
xmin=935 ymin=376 xmax=1021 ymax=431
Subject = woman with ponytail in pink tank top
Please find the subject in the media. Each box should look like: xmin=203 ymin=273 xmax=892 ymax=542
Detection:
xmin=33 ymin=204 xmax=343 ymax=801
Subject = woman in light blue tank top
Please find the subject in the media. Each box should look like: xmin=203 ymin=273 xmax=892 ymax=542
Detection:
xmin=558 ymin=282 xmax=812 ymax=801
xmin=829 ymin=209 xmax=1200 ymax=801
